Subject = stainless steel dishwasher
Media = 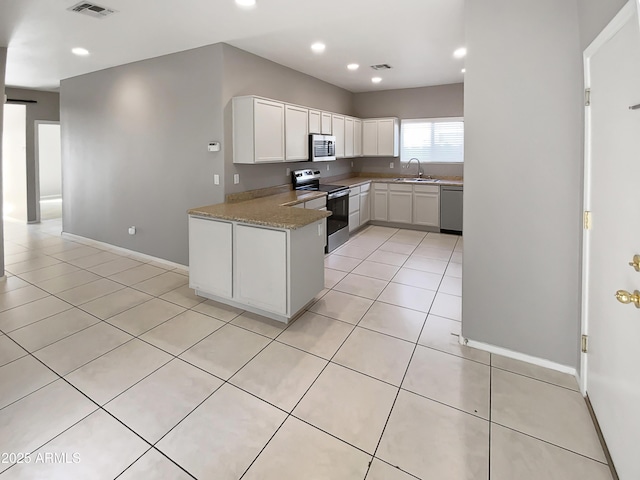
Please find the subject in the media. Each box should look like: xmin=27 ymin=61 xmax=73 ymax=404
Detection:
xmin=440 ymin=186 xmax=463 ymax=234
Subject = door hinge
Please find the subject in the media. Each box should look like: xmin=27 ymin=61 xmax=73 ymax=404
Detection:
xmin=585 ymin=88 xmax=591 ymax=106
xmin=581 ymin=334 xmax=589 ymax=353
xmin=584 ymin=211 xmax=592 ymax=230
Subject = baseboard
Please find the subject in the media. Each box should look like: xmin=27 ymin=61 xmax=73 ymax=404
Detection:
xmin=61 ymin=231 xmax=188 ymax=271
xmin=585 ymin=395 xmax=619 ymax=480
xmin=460 ymin=336 xmax=578 ymax=378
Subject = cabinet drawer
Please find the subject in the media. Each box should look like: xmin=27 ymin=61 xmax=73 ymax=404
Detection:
xmin=360 ymin=183 xmax=371 ymax=193
xmin=349 ymin=186 xmax=361 ymax=196
xmin=305 ymin=197 xmax=326 ymax=210
xmin=413 ymin=184 xmax=440 ymax=194
xmin=373 ymin=182 xmax=388 ymax=191
xmin=389 ymin=183 xmax=413 ymax=192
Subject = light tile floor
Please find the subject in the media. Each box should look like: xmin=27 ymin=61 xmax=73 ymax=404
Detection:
xmin=0 ymin=219 xmax=611 ymax=479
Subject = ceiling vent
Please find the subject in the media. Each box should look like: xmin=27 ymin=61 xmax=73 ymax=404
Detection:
xmin=67 ymin=2 xmax=117 ymax=19
xmin=370 ymin=64 xmax=392 ymax=70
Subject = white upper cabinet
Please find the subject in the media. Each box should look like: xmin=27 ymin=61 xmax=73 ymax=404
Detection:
xmin=345 ymin=117 xmax=354 ymax=158
xmin=309 ymin=109 xmax=322 ymax=134
xmin=285 ymin=105 xmax=309 ymax=161
xmin=321 ymin=112 xmax=332 ymax=134
xmin=332 ymin=115 xmax=345 ymax=158
xmin=233 ymin=96 xmax=285 ymax=164
xmin=354 ymin=119 xmax=362 ymax=157
xmin=362 ymin=120 xmax=378 ymax=156
xmin=362 ymin=118 xmax=399 ymax=157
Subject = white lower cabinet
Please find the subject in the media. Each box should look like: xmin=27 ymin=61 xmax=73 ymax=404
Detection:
xmin=348 ymin=186 xmax=361 ymax=232
xmin=360 ymin=187 xmax=371 ymax=225
xmin=235 ymin=225 xmax=287 ymax=314
xmin=189 ymin=215 xmax=324 ymax=322
xmin=413 ymin=185 xmax=440 ymax=227
xmin=188 ymin=217 xmax=233 ymax=298
xmin=373 ymin=183 xmax=389 ymax=221
xmin=388 ymin=184 xmax=413 ymax=224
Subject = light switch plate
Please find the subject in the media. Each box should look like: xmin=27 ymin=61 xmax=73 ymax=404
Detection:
xmin=326 ymin=165 xmax=330 ymax=171
xmin=389 ymin=162 xmax=394 ymax=169
xmin=233 ymin=173 xmax=239 ymax=184
xmin=214 ymin=174 xmax=220 ymax=185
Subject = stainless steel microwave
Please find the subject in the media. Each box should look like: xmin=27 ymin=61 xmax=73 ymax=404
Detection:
xmin=309 ymin=134 xmax=336 ymax=161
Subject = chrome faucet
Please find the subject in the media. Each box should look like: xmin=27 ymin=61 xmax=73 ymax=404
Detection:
xmin=406 ymin=158 xmax=423 ymax=178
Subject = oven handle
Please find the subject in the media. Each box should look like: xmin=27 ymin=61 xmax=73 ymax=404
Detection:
xmin=327 ymin=189 xmax=350 ymax=200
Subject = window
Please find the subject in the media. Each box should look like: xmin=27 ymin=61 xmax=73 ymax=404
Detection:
xmin=401 ymin=117 xmax=464 ymax=163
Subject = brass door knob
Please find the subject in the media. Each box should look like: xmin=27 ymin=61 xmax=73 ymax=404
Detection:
xmin=615 ymin=290 xmax=640 ymax=308
xmin=629 ymin=255 xmax=640 ymax=272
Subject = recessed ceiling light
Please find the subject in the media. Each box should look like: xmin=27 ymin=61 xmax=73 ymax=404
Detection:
xmin=371 ymin=77 xmax=382 ymax=84
xmin=461 ymin=68 xmax=466 ymax=73
xmin=453 ymin=47 xmax=467 ymax=59
xmin=347 ymin=63 xmax=359 ymax=71
xmin=235 ymin=0 xmax=256 ymax=8
xmin=71 ymin=47 xmax=90 ymax=56
xmin=311 ymin=42 xmax=326 ymax=54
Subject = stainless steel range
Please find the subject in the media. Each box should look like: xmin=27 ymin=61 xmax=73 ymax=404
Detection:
xmin=292 ymin=169 xmax=350 ymax=253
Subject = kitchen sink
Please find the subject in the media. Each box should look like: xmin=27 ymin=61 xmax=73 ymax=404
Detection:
xmin=392 ymin=178 xmax=440 ymax=183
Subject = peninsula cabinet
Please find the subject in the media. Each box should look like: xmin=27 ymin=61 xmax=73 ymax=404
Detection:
xmin=189 ymin=215 xmax=325 ymax=322
xmin=233 ymin=96 xmax=285 ymax=164
xmin=362 ymin=118 xmax=400 ymax=157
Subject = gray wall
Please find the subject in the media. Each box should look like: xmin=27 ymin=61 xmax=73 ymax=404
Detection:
xmin=5 ymin=88 xmax=60 ymax=222
xmin=352 ymin=84 xmax=464 ymax=178
xmin=463 ymin=0 xmax=583 ymax=368
xmin=221 ymin=44 xmax=354 ymax=193
xmin=61 ymin=44 xmax=225 ymax=265
xmin=577 ymin=0 xmax=627 ymax=50
xmin=0 ymin=47 xmax=7 ymax=275
xmin=37 ymin=123 xmax=62 ymax=199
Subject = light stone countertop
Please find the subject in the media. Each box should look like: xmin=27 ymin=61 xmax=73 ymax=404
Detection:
xmin=188 ymin=190 xmax=330 ymax=230
xmin=336 ymin=176 xmax=464 ymax=188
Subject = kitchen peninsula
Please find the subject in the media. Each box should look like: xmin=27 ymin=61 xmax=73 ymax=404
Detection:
xmin=188 ymin=188 xmax=331 ymax=323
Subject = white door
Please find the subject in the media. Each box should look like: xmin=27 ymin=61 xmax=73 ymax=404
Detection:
xmin=354 ymin=119 xmax=362 ymax=157
xmin=344 ymin=117 xmax=354 ymax=158
xmin=332 ymin=115 xmax=345 ymax=158
xmin=254 ymin=98 xmax=285 ymax=163
xmin=309 ymin=110 xmax=321 ymax=134
xmin=362 ymin=120 xmax=378 ymax=156
xmin=583 ymin=2 xmax=640 ymax=478
xmin=188 ymin=217 xmax=233 ymax=299
xmin=285 ymin=105 xmax=309 ymax=161
xmin=377 ymin=119 xmax=395 ymax=156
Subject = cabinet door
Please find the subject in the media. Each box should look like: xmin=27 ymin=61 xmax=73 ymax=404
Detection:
xmin=349 ymin=211 xmax=360 ymax=232
xmin=377 ymin=119 xmax=395 ymax=157
xmin=321 ymin=112 xmax=332 ymax=134
xmin=188 ymin=217 xmax=232 ymax=298
xmin=235 ymin=225 xmax=287 ymax=314
xmin=354 ymin=119 xmax=362 ymax=157
xmin=254 ymin=98 xmax=285 ymax=163
xmin=373 ymin=190 xmax=388 ymax=221
xmin=359 ymin=191 xmax=371 ymax=225
xmin=362 ymin=120 xmax=378 ymax=156
xmin=344 ymin=117 xmax=354 ymax=158
xmin=332 ymin=115 xmax=345 ymax=158
xmin=388 ymin=186 xmax=413 ymax=223
xmin=309 ymin=109 xmax=321 ymax=134
xmin=413 ymin=192 xmax=440 ymax=227
xmin=285 ymin=105 xmax=309 ymax=161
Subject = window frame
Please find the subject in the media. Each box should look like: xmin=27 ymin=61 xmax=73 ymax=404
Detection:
xmin=400 ymin=116 xmax=465 ymax=165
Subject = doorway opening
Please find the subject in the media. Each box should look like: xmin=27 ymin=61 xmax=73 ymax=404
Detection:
xmin=35 ymin=121 xmax=62 ymax=221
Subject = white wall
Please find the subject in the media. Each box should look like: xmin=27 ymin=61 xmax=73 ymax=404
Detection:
xmin=2 ymin=104 xmax=28 ymax=222
xmin=37 ymin=123 xmax=61 ymax=199
xmin=462 ymin=0 xmax=584 ymax=368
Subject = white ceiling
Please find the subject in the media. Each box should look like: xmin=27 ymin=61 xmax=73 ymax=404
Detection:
xmin=0 ymin=0 xmax=465 ymax=93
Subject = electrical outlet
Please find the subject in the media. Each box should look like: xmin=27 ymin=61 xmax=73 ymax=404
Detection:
xmin=390 ymin=162 xmax=394 ymax=169
xmin=326 ymin=164 xmax=330 ymax=171
xmin=351 ymin=161 xmax=354 ymax=167
xmin=214 ymin=174 xmax=220 ymax=185
xmin=286 ymin=168 xmax=290 ymax=176
xmin=128 ymin=226 xmax=136 ymax=235
xmin=233 ymin=173 xmax=239 ymax=184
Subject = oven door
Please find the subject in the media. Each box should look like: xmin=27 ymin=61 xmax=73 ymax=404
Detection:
xmin=326 ymin=190 xmax=349 ymax=236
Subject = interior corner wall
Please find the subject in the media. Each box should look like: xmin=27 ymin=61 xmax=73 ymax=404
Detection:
xmin=462 ymin=0 xmax=583 ymax=368
xmin=352 ymin=84 xmax=465 ymax=178
xmin=0 ymin=47 xmax=7 ymax=276
xmin=60 ymin=44 xmax=225 ymax=265
xmin=220 ymin=44 xmax=354 ymax=194
xmin=4 ymin=88 xmax=60 ymax=222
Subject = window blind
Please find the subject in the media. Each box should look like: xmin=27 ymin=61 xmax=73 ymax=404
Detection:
xmin=401 ymin=118 xmax=464 ymax=163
